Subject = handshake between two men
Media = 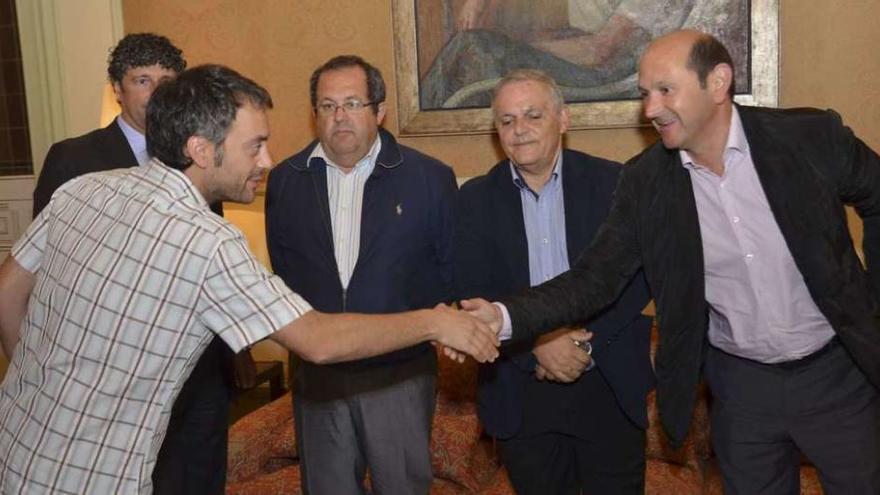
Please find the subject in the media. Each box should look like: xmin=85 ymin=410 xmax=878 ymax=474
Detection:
xmin=452 ymin=298 xmax=593 ymax=382
xmin=0 ymin=249 xmax=589 ymax=374
xmin=369 ymin=297 xmax=594 ymax=380
xmin=430 ymin=298 xmax=506 ymax=363
xmin=261 ymin=299 xmax=504 ymax=366
xmin=427 ymin=297 xmax=593 ymax=375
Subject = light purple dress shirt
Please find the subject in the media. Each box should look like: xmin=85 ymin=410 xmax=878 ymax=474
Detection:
xmin=116 ymin=115 xmax=149 ymax=166
xmin=682 ymin=108 xmax=835 ymax=363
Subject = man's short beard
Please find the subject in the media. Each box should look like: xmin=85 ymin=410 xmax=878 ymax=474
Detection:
xmin=213 ymin=144 xmax=225 ymax=167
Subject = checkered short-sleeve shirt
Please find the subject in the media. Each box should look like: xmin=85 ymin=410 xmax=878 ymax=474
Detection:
xmin=0 ymin=160 xmax=311 ymax=494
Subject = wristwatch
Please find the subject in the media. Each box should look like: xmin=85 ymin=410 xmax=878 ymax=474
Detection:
xmin=572 ymin=339 xmax=592 ymax=356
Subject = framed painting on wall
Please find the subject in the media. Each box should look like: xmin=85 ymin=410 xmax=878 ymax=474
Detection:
xmin=391 ymin=0 xmax=778 ymax=135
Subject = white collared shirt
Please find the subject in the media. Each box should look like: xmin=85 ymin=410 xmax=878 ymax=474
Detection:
xmin=308 ymin=137 xmax=381 ymax=289
xmin=116 ymin=115 xmax=149 ymax=166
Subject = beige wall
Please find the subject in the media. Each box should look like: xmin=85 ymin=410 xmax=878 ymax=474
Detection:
xmin=121 ymin=0 xmax=880 ymax=263
xmin=119 ymin=1 xmax=880 ymax=365
xmin=777 ymin=1 xmax=880 ymax=242
xmin=121 ymin=0 xmax=880 ymax=171
xmin=120 ymin=1 xmax=658 ymax=172
xmin=53 ymin=1 xmax=120 ymax=137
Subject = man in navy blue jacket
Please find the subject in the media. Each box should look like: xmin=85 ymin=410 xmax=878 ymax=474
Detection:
xmin=265 ymin=55 xmax=457 ymax=494
xmin=455 ymin=69 xmax=652 ymax=494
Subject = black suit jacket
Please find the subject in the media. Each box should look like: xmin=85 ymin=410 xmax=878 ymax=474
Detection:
xmin=456 ymin=149 xmax=652 ymax=439
xmin=501 ymin=106 xmax=880 ymax=446
xmin=33 ymin=120 xmax=138 ymax=217
xmin=34 ymin=119 xmax=224 ymax=218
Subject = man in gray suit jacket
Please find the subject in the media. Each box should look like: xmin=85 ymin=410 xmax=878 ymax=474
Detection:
xmin=464 ymin=30 xmax=880 ymax=494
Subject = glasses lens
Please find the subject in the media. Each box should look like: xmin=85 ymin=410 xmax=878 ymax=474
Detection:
xmin=317 ymin=100 xmax=372 ymax=115
xmin=318 ymin=102 xmax=336 ymax=115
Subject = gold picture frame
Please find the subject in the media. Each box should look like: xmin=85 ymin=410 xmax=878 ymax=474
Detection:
xmin=391 ymin=0 xmax=778 ymax=136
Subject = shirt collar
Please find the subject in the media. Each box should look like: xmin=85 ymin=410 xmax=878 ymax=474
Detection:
xmin=116 ymin=115 xmax=149 ymax=166
xmin=308 ymin=135 xmax=382 ymax=173
xmin=679 ymin=106 xmax=749 ymax=170
xmin=143 ymin=157 xmax=209 ymax=208
xmin=509 ymin=149 xmax=564 ymax=196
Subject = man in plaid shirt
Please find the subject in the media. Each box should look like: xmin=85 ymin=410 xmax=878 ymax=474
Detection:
xmin=0 ymin=64 xmax=498 ymax=494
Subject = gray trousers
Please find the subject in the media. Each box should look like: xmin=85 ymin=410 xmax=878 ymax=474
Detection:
xmin=705 ymin=339 xmax=880 ymax=495
xmin=292 ymin=351 xmax=437 ymax=495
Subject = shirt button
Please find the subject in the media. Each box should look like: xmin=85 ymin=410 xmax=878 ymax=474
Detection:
xmin=732 ymin=216 xmax=740 ymax=223
xmin=745 ymin=253 xmax=754 ymax=261
xmin=542 ymin=238 xmax=549 ymax=244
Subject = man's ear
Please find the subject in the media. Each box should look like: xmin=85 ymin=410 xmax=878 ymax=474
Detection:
xmin=559 ymin=105 xmax=571 ymax=134
xmin=709 ymin=63 xmax=734 ymax=102
xmin=112 ymin=81 xmax=123 ymax=104
xmin=375 ymin=101 xmax=387 ymax=126
xmin=185 ymin=136 xmax=213 ymax=169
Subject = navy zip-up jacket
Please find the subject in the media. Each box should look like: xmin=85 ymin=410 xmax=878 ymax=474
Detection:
xmin=265 ymin=128 xmax=457 ymax=368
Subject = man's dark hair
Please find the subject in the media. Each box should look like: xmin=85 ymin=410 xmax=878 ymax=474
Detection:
xmin=687 ymin=34 xmax=736 ymax=98
xmin=107 ymin=33 xmax=186 ymax=83
xmin=146 ymin=64 xmax=273 ymax=171
xmin=309 ymin=55 xmax=385 ymax=114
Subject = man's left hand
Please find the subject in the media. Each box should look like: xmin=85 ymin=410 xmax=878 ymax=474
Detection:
xmin=532 ymin=328 xmax=592 ymax=383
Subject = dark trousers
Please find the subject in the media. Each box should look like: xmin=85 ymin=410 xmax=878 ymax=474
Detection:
xmin=705 ymin=340 xmax=880 ymax=495
xmin=498 ymin=369 xmax=645 ymax=495
xmin=152 ymin=337 xmax=233 ymax=495
xmin=294 ymin=352 xmax=437 ymax=495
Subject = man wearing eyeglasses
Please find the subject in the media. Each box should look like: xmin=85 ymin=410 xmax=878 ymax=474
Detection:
xmin=265 ymin=55 xmax=457 ymax=494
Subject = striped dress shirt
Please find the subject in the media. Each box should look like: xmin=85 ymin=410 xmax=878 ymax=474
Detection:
xmin=0 ymin=160 xmax=311 ymax=494
xmin=308 ymin=137 xmax=380 ymax=290
xmin=511 ymin=153 xmax=569 ymax=286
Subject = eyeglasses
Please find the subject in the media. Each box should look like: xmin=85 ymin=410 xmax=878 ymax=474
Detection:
xmin=315 ymin=99 xmax=375 ymax=115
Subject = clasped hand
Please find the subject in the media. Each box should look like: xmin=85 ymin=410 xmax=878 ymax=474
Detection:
xmin=450 ymin=298 xmax=594 ymax=381
xmin=533 ymin=328 xmax=593 ymax=383
xmin=433 ymin=298 xmax=504 ymax=363
xmin=430 ymin=303 xmax=500 ymax=363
